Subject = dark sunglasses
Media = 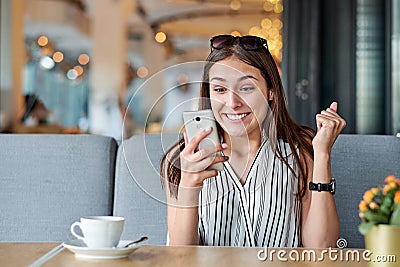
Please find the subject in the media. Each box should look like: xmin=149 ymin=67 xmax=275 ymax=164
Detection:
xmin=210 ymin=35 xmax=268 ymax=51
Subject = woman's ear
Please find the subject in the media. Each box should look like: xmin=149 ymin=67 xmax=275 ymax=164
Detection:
xmin=268 ymin=90 xmax=274 ymax=101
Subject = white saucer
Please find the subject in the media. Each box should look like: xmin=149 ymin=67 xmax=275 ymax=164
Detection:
xmin=62 ymin=240 xmax=140 ymax=259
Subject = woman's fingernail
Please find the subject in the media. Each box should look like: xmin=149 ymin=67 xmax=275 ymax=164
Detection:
xmin=222 ymin=143 xmax=228 ymax=148
xmin=204 ymin=127 xmax=212 ymax=132
xmin=224 ymin=156 xmax=229 ymax=160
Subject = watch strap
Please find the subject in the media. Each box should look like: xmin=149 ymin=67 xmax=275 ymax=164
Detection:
xmin=309 ymin=178 xmax=335 ymax=194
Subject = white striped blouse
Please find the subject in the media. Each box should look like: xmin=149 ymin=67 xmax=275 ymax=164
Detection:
xmin=198 ymin=138 xmax=302 ymax=247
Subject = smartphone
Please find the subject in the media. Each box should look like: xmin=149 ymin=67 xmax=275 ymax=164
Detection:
xmin=182 ymin=109 xmax=224 ymax=171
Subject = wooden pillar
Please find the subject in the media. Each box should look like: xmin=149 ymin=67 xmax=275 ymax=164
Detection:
xmin=89 ymin=0 xmax=131 ymax=140
xmin=11 ymin=0 xmax=25 ymax=129
xmin=0 ymin=0 xmax=25 ymax=130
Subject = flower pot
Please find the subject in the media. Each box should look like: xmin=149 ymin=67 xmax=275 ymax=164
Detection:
xmin=364 ymin=225 xmax=400 ymax=267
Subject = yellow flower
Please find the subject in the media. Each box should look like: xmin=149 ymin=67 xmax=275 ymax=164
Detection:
xmin=371 ymin=187 xmax=379 ymax=194
xmin=383 ymin=184 xmax=391 ymax=194
xmin=359 ymin=176 xmax=400 ymax=236
xmin=359 ymin=200 xmax=368 ymax=211
xmin=363 ymin=190 xmax=374 ymax=202
xmin=385 ymin=175 xmax=396 ymax=184
xmin=395 ymin=191 xmax=400 ymax=204
xmin=369 ymin=202 xmax=379 ymax=210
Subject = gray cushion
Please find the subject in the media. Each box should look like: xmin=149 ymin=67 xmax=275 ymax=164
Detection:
xmin=0 ymin=134 xmax=117 ymax=242
xmin=332 ymin=134 xmax=400 ymax=248
xmin=113 ymin=133 xmax=180 ymax=245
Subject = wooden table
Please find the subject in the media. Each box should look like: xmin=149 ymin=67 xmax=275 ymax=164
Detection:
xmin=0 ymin=242 xmax=370 ymax=267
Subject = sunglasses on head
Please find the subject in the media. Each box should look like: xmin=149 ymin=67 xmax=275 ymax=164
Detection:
xmin=210 ymin=35 xmax=268 ymax=51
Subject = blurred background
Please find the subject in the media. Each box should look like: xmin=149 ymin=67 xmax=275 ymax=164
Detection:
xmin=0 ymin=0 xmax=399 ymax=140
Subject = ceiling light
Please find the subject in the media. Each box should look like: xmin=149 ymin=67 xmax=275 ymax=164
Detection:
xmin=230 ymin=0 xmax=241 ymax=11
xmin=37 ymin=36 xmax=49 ymax=47
xmin=273 ymin=19 xmax=283 ymax=30
xmin=230 ymin=31 xmax=241 ymax=37
xmin=39 ymin=56 xmax=55 ymax=69
xmin=52 ymin=51 xmax=64 ymax=63
xmin=73 ymin=65 xmax=84 ymax=76
xmin=249 ymin=26 xmax=261 ymax=36
xmin=78 ymin=53 xmax=90 ymax=65
xmin=274 ymin=3 xmax=283 ymax=13
xmin=67 ymin=69 xmax=78 ymax=80
xmin=263 ymin=2 xmax=273 ymax=12
xmin=155 ymin=32 xmax=167 ymax=43
xmin=261 ymin=18 xmax=272 ymax=29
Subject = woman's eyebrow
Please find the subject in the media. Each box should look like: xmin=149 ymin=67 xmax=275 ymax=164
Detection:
xmin=210 ymin=77 xmax=226 ymax=82
xmin=239 ymin=75 xmax=258 ymax=81
xmin=210 ymin=75 xmax=258 ymax=83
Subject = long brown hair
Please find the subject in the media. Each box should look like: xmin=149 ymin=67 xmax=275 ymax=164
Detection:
xmin=160 ymin=39 xmax=315 ymax=199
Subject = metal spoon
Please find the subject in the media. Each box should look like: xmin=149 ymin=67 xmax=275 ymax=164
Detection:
xmin=123 ymin=236 xmax=148 ymax=248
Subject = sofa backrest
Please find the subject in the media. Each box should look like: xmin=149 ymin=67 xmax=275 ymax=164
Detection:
xmin=1 ymin=133 xmax=398 ymax=246
xmin=113 ymin=133 xmax=180 ymax=245
xmin=331 ymin=134 xmax=400 ymax=248
xmin=114 ymin=133 xmax=400 ymax=248
xmin=0 ymin=134 xmax=118 ymax=241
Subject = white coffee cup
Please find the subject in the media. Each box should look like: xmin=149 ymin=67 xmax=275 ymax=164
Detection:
xmin=70 ymin=216 xmax=125 ymax=248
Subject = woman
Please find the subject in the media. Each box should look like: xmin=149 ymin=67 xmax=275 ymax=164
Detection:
xmin=161 ymin=35 xmax=346 ymax=247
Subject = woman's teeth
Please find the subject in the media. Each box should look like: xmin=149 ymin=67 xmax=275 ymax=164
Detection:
xmin=226 ymin=113 xmax=248 ymax=120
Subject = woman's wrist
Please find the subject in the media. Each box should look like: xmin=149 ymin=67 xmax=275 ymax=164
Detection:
xmin=313 ymin=150 xmax=330 ymax=161
xmin=312 ymin=152 xmax=332 ymax=183
xmin=167 ymin=184 xmax=202 ymax=208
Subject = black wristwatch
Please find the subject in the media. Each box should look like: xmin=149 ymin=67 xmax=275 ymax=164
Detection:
xmin=309 ymin=178 xmax=335 ymax=194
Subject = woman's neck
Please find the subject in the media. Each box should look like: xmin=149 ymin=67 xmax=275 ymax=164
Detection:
xmin=223 ymin=130 xmax=262 ymax=158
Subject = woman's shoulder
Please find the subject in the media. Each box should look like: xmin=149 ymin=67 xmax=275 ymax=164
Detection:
xmin=276 ymin=139 xmax=295 ymax=158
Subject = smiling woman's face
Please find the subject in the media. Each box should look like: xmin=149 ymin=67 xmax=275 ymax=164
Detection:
xmin=209 ymin=56 xmax=272 ymax=138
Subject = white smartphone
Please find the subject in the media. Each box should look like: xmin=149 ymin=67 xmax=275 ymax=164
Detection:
xmin=182 ymin=109 xmax=224 ymax=171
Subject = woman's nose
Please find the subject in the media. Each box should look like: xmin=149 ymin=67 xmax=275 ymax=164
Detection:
xmin=226 ymin=90 xmax=242 ymax=109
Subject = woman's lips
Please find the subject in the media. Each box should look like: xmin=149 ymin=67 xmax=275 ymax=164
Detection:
xmin=224 ymin=112 xmax=250 ymax=121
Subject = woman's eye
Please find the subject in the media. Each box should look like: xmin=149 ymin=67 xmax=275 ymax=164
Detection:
xmin=213 ymin=87 xmax=226 ymax=93
xmin=240 ymin=87 xmax=255 ymax=92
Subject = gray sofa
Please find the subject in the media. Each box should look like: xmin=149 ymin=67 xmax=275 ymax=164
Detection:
xmin=0 ymin=133 xmax=399 ymax=248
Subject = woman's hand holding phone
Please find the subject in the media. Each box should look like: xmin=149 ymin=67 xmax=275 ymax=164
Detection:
xmin=180 ymin=110 xmax=229 ymax=188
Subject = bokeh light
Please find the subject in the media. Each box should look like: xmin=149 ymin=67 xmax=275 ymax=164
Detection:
xmin=67 ymin=69 xmax=78 ymax=80
xmin=230 ymin=0 xmax=241 ymax=11
xmin=274 ymin=3 xmax=283 ymax=13
xmin=78 ymin=53 xmax=90 ymax=65
xmin=37 ymin=35 xmax=48 ymax=47
xmin=39 ymin=56 xmax=55 ymax=69
xmin=73 ymin=65 xmax=84 ymax=76
xmin=137 ymin=66 xmax=149 ymax=78
xmin=155 ymin=32 xmax=167 ymax=43
xmin=261 ymin=18 xmax=272 ymax=29
xmin=52 ymin=51 xmax=64 ymax=63
xmin=230 ymin=31 xmax=242 ymax=37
